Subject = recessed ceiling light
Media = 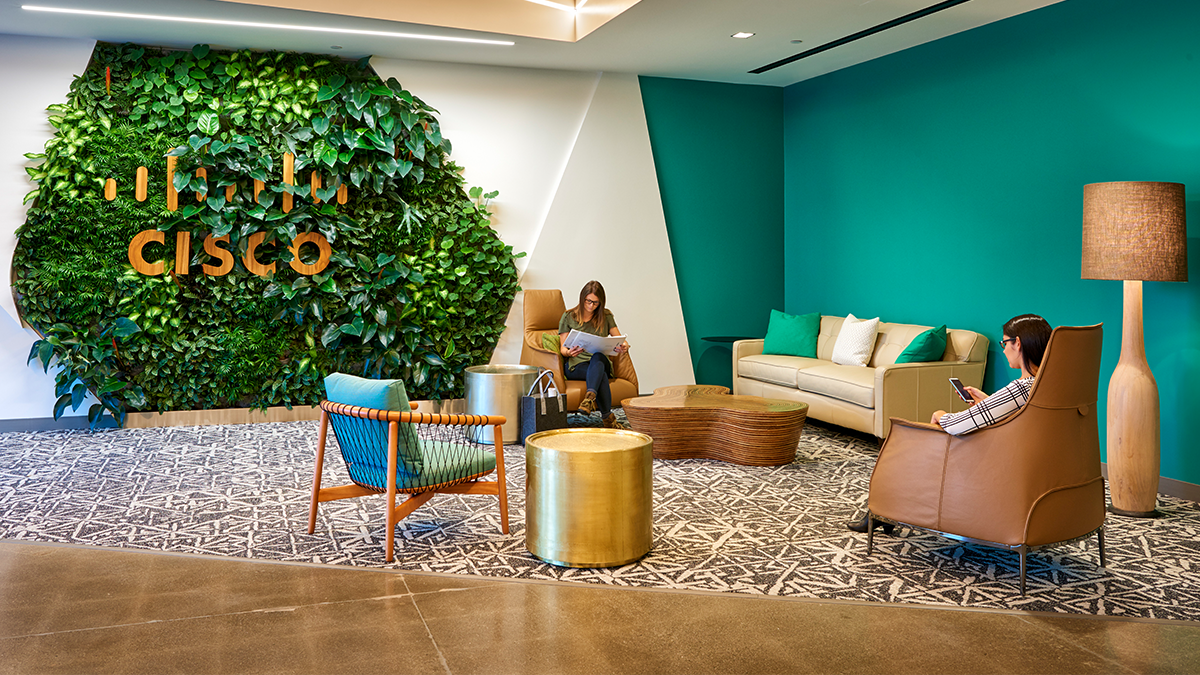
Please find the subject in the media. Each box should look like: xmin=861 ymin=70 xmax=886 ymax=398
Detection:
xmin=790 ymin=39 xmax=804 ymax=44
xmin=21 ymin=5 xmax=517 ymax=46
xmin=731 ymin=32 xmax=755 ymax=39
xmin=330 ymin=45 xmax=342 ymax=49
xmin=524 ymin=0 xmax=576 ymax=12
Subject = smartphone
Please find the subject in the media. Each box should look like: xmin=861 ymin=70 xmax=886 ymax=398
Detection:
xmin=949 ymin=377 xmax=973 ymax=403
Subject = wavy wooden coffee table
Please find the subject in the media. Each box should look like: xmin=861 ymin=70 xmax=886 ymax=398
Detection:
xmin=623 ymin=385 xmax=808 ymax=466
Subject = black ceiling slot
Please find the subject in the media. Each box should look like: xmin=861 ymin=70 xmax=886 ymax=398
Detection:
xmin=750 ymin=0 xmax=975 ymax=74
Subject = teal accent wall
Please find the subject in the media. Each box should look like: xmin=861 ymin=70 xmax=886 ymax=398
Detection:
xmin=783 ymin=0 xmax=1200 ymax=483
xmin=640 ymin=77 xmax=785 ymax=389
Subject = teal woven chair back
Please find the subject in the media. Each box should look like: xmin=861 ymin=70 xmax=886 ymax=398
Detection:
xmin=325 ymin=407 xmax=496 ymax=492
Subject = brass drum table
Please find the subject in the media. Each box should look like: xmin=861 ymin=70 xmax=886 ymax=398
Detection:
xmin=624 ymin=385 xmax=808 ymax=466
xmin=525 ymin=428 xmax=653 ymax=568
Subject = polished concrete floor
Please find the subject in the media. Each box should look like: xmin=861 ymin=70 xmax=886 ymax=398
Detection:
xmin=1 ymin=540 xmax=1198 ymax=674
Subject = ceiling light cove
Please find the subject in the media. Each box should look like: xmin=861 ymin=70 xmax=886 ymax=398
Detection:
xmin=20 ymin=5 xmax=517 ymax=45
xmin=524 ymin=0 xmax=576 ymax=13
xmin=731 ymin=32 xmax=755 ymax=39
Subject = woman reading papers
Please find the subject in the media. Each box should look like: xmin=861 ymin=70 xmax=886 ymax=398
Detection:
xmin=558 ymin=280 xmax=630 ymax=429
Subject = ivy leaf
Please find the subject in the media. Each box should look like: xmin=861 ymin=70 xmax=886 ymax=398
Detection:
xmin=320 ymin=324 xmax=342 ymax=348
xmin=374 ymin=307 xmax=388 ymax=326
xmin=312 ymin=116 xmax=331 ymax=135
xmin=111 ymin=317 xmax=141 ymax=338
xmin=396 ymin=160 xmax=412 ymax=177
xmin=316 ymin=85 xmax=337 ymax=102
xmin=71 ymin=382 xmax=88 ymax=410
xmin=192 ymin=44 xmax=211 ymax=59
xmin=87 ymin=403 xmax=104 ymax=427
xmin=423 ymin=352 xmax=446 ymax=366
xmin=198 ymin=111 xmax=220 ymax=135
xmin=53 ymin=393 xmax=73 ymax=420
xmin=98 ymin=380 xmax=126 ymax=394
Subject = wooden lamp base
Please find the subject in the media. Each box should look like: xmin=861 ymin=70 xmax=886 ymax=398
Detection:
xmin=1106 ymin=281 xmax=1161 ymax=518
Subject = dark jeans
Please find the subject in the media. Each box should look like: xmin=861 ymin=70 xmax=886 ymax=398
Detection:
xmin=565 ymin=353 xmax=612 ymax=416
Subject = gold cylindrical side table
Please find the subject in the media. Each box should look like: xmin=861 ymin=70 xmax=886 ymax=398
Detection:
xmin=525 ymin=428 xmax=653 ymax=568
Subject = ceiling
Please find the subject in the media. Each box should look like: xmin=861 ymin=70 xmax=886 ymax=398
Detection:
xmin=1 ymin=0 xmax=1065 ymax=86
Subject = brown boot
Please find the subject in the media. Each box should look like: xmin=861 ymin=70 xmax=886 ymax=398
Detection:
xmin=578 ymin=390 xmax=597 ymax=414
xmin=603 ymin=413 xmax=630 ymax=430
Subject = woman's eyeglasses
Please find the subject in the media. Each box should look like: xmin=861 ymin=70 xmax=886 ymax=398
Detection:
xmin=1000 ymin=338 xmax=1016 ymax=348
xmin=584 ymin=299 xmax=600 ymax=306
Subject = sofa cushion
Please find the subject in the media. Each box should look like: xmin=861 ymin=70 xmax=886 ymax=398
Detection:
xmin=831 ymin=314 xmax=880 ymax=367
xmin=737 ymin=354 xmax=825 ymax=388
xmin=794 ymin=364 xmax=877 ymax=408
xmin=895 ymin=325 xmax=948 ymax=364
xmin=763 ymin=309 xmax=819 ymax=358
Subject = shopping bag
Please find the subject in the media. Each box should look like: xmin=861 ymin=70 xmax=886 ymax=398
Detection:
xmin=520 ymin=369 xmax=567 ymax=444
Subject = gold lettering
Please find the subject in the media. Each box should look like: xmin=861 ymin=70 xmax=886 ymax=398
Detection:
xmin=128 ymin=230 xmax=165 ymax=275
xmin=243 ymin=231 xmax=276 ymax=277
xmin=202 ymin=235 xmax=234 ymax=276
xmin=175 ymin=232 xmax=191 ymax=275
xmin=288 ymin=232 xmax=332 ymax=275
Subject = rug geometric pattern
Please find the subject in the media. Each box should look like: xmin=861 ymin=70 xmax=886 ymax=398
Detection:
xmin=1 ymin=416 xmax=1198 ymax=621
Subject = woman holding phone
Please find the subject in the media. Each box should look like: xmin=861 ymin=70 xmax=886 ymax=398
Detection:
xmin=847 ymin=313 xmax=1052 ymax=533
xmin=559 ymin=280 xmax=630 ymax=429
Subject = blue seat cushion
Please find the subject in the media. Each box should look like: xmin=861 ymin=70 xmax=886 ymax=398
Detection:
xmin=345 ymin=440 xmax=497 ymax=492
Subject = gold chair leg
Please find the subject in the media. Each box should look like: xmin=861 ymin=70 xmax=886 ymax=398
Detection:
xmin=308 ymin=409 xmax=329 ymax=534
xmin=493 ymin=424 xmax=509 ymax=534
xmin=386 ymin=421 xmax=399 ymax=562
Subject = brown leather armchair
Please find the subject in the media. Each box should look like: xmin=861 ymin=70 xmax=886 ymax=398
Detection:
xmin=520 ymin=289 xmax=639 ymax=411
xmin=865 ymin=324 xmax=1106 ymax=594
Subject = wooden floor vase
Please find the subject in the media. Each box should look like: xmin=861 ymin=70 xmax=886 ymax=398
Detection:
xmin=623 ymin=385 xmax=808 ymax=466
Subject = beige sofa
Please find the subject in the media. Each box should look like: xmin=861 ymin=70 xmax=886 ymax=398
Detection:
xmin=733 ymin=316 xmax=989 ymax=438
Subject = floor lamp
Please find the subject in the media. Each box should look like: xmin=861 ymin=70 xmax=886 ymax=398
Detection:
xmin=1082 ymin=181 xmax=1188 ymax=518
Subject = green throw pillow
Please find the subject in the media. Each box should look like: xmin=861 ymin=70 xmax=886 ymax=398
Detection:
xmin=324 ymin=372 xmax=423 ymax=477
xmin=541 ymin=332 xmax=561 ymax=354
xmin=763 ymin=309 xmax=820 ymax=358
xmin=895 ymin=325 xmax=948 ymax=364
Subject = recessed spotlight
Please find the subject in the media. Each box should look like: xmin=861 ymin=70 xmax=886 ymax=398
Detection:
xmin=790 ymin=39 xmax=804 ymax=44
xmin=330 ymin=45 xmax=342 ymax=49
xmin=21 ymin=5 xmax=516 ymax=46
xmin=731 ymin=32 xmax=755 ymax=39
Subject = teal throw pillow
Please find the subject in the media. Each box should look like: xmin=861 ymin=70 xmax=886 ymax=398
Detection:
xmin=325 ymin=372 xmax=411 ymax=411
xmin=763 ymin=310 xmax=820 ymax=358
xmin=324 ymin=372 xmax=422 ymax=478
xmin=895 ymin=325 xmax=948 ymax=364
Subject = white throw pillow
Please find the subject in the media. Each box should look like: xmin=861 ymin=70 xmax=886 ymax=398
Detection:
xmin=831 ymin=314 xmax=880 ymax=367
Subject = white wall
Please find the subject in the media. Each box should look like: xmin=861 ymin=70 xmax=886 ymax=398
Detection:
xmin=372 ymin=59 xmax=694 ymax=393
xmin=0 ymin=34 xmax=96 ymax=422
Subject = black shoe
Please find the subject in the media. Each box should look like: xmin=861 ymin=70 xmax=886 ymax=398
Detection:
xmin=847 ymin=514 xmax=894 ymax=534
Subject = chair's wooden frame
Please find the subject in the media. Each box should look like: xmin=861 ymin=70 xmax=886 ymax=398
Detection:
xmin=308 ymin=400 xmax=509 ymax=562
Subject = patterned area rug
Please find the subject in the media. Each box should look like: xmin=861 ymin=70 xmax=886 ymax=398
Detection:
xmin=1 ymin=414 xmax=1198 ymax=621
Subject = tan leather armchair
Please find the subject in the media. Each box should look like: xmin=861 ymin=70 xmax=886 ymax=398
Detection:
xmin=865 ymin=324 xmax=1106 ymax=594
xmin=520 ymin=289 xmax=639 ymax=411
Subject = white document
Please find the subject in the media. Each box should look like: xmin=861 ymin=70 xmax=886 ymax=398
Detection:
xmin=563 ymin=329 xmax=627 ymax=356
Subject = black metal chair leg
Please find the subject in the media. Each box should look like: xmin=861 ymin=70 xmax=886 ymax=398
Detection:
xmin=866 ymin=512 xmax=874 ymax=554
xmin=1019 ymin=545 xmax=1028 ymax=595
xmin=1097 ymin=528 xmax=1106 ymax=568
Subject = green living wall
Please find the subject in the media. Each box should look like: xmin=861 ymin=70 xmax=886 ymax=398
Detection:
xmin=640 ymin=77 xmax=784 ymax=389
xmin=783 ymin=0 xmax=1200 ymax=483
xmin=14 ymin=43 xmax=521 ymax=426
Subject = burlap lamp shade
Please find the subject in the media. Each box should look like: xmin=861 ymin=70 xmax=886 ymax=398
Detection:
xmin=1082 ymin=181 xmax=1187 ymax=282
